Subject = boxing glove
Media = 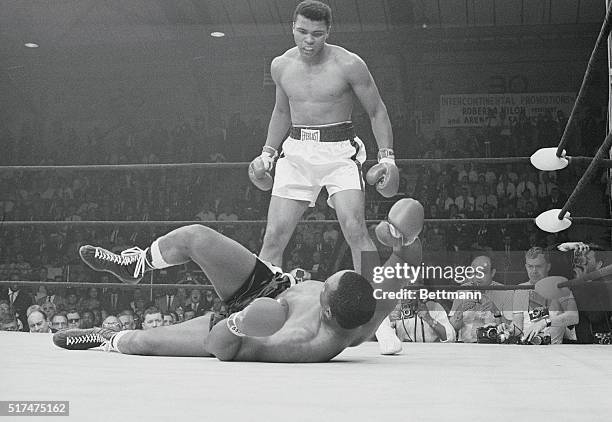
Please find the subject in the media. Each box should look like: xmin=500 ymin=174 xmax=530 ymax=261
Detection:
xmin=248 ymin=146 xmax=277 ymax=191
xmin=366 ymin=148 xmax=399 ymax=198
xmin=227 ymin=297 xmax=288 ymax=337
xmin=375 ymin=198 xmax=424 ymax=248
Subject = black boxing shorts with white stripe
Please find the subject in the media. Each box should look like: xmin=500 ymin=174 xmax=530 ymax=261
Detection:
xmin=209 ymin=258 xmax=293 ymax=329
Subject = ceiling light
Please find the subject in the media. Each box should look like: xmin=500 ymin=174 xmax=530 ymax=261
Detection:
xmin=24 ymin=43 xmax=39 ymax=48
xmin=210 ymin=32 xmax=225 ymax=38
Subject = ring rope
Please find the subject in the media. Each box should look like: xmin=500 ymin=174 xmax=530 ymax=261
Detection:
xmin=0 ymin=280 xmax=215 ymax=290
xmin=557 ymin=131 xmax=612 ymax=221
xmin=1 ymin=157 xmax=611 ymax=172
xmin=555 ymin=1 xmax=612 ymax=158
xmin=1 ymin=218 xmax=611 ymax=227
xmin=0 ymin=280 xmax=537 ymax=291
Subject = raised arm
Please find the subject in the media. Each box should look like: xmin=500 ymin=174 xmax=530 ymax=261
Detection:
xmin=360 ymin=199 xmax=425 ymax=334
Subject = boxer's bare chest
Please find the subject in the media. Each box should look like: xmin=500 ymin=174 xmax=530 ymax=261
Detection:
xmin=279 ymin=59 xmax=352 ymax=106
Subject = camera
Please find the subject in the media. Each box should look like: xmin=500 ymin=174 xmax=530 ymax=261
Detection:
xmin=594 ymin=332 xmax=612 ymax=345
xmin=528 ymin=306 xmax=549 ymax=321
xmin=520 ymin=333 xmax=551 ymax=345
xmin=476 ymin=325 xmax=502 ymax=344
xmin=529 ymin=334 xmax=551 ymax=345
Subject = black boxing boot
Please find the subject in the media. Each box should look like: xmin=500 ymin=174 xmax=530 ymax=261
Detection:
xmin=79 ymin=245 xmax=153 ymax=284
xmin=53 ymin=327 xmax=117 ymax=350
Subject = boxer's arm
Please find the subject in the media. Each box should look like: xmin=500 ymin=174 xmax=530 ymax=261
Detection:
xmin=361 ymin=239 xmax=423 ymax=333
xmin=346 ymin=55 xmax=393 ymax=150
xmin=264 ymin=58 xmax=292 ymax=151
xmin=205 ymin=319 xmax=244 ymax=361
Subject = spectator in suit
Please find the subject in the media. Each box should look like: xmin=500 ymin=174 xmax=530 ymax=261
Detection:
xmin=154 ymin=288 xmax=180 ymax=313
xmin=102 ymin=288 xmax=130 ymax=314
xmin=36 ymin=286 xmax=65 ymax=310
xmin=0 ymin=275 xmax=33 ymax=331
xmin=184 ymin=289 xmax=207 ymax=317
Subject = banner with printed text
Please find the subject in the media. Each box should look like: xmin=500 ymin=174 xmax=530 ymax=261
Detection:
xmin=439 ymin=93 xmax=576 ymax=127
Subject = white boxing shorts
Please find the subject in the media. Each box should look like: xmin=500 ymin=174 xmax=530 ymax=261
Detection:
xmin=272 ymin=122 xmax=367 ymax=207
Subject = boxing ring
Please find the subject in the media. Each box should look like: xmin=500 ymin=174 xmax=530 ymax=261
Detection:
xmin=3 ymin=332 xmax=612 ymax=421
xmin=5 ymin=4 xmax=612 ymax=422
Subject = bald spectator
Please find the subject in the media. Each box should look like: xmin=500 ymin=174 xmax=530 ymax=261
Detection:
xmin=142 ymin=306 xmax=162 ymax=330
xmin=449 ymin=255 xmax=511 ymax=342
xmin=118 ymin=310 xmax=136 ymax=331
xmin=26 ymin=304 xmax=42 ymax=317
xmin=28 ymin=310 xmax=51 ymax=333
xmin=50 ymin=313 xmax=68 ymax=332
xmin=102 ymin=315 xmax=122 ymax=332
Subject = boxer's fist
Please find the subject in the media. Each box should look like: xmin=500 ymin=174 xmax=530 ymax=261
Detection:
xmin=366 ymin=149 xmax=399 ymax=197
xmin=376 ymin=198 xmax=424 ymax=248
xmin=248 ymin=146 xmax=277 ymax=191
xmin=227 ymin=297 xmax=288 ymax=337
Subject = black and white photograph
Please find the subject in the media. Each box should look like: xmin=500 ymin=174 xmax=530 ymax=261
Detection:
xmin=2 ymin=0 xmax=612 ymax=420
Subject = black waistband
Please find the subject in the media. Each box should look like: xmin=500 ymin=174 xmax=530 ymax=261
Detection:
xmin=289 ymin=122 xmax=355 ymax=142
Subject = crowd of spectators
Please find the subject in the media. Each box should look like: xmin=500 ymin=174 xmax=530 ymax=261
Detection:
xmin=1 ymin=105 xmax=610 ymax=340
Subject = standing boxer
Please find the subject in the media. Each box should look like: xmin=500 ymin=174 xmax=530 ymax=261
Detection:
xmin=249 ymin=0 xmax=399 ymax=273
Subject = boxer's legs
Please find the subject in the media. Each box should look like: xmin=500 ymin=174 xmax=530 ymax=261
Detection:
xmin=258 ymin=196 xmax=309 ymax=268
xmin=154 ymin=224 xmax=256 ymax=300
xmin=330 ymin=189 xmax=376 ymax=273
xmin=114 ymin=313 xmax=214 ymax=356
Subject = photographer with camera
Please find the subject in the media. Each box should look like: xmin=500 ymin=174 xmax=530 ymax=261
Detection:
xmin=558 ymin=242 xmax=611 ymax=344
xmin=512 ymin=247 xmax=578 ymax=344
xmin=449 ymin=255 xmax=511 ymax=343
xmin=382 ymin=296 xmax=456 ymax=344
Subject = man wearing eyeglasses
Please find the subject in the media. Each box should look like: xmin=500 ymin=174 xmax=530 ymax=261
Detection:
xmin=66 ymin=310 xmax=81 ymax=329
